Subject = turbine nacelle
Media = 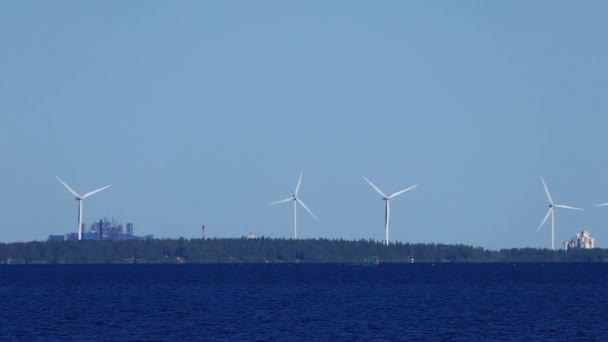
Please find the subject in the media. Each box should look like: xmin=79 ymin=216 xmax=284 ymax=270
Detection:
xmin=537 ymin=177 xmax=583 ymax=250
xmin=269 ymin=170 xmax=316 ymax=239
xmin=56 ymin=176 xmax=111 ymax=241
xmin=363 ymin=176 xmax=418 ymax=245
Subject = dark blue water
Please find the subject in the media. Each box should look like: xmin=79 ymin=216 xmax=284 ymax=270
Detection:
xmin=1 ymin=264 xmax=607 ymax=341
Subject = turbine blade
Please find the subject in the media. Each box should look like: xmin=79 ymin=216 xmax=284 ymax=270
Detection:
xmin=294 ymin=170 xmax=303 ymax=196
xmin=82 ymin=185 xmax=111 ymax=199
xmin=296 ymin=198 xmax=316 ymax=220
xmin=363 ymin=177 xmax=387 ymax=198
xmin=541 ymin=177 xmax=554 ymax=205
xmin=56 ymin=176 xmax=80 ymax=198
xmin=554 ymin=204 xmax=584 ymax=211
xmin=537 ymin=208 xmax=552 ymax=231
xmin=269 ymin=197 xmax=294 ymax=205
xmin=389 ymin=184 xmax=419 ymax=199
xmin=596 ymin=203 xmax=608 ymax=207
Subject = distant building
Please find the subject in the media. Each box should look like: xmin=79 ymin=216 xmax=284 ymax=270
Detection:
xmin=52 ymin=219 xmax=149 ymax=242
xmin=90 ymin=218 xmax=123 ymax=240
xmin=126 ymin=223 xmax=134 ymax=236
xmin=64 ymin=233 xmax=78 ymax=241
xmin=564 ymin=230 xmax=595 ymax=250
xmin=83 ymin=232 xmax=97 ymax=241
xmin=97 ymin=219 xmax=103 ymax=240
xmin=247 ymin=232 xmax=257 ymax=240
xmin=201 ymin=225 xmax=206 ymax=239
xmin=47 ymin=235 xmax=65 ymax=242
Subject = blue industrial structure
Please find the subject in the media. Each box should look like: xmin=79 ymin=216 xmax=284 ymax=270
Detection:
xmin=48 ymin=219 xmax=150 ymax=242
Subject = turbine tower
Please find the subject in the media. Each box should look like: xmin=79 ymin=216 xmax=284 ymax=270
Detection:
xmin=537 ymin=177 xmax=583 ymax=250
xmin=269 ymin=170 xmax=316 ymax=239
xmin=363 ymin=177 xmax=418 ymax=246
xmin=56 ymin=176 xmax=111 ymax=241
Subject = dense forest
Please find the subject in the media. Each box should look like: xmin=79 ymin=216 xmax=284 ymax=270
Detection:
xmin=1 ymin=238 xmax=608 ymax=264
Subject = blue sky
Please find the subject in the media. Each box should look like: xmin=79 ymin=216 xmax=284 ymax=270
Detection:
xmin=1 ymin=1 xmax=608 ymax=249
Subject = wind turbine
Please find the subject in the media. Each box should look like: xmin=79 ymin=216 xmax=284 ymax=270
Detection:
xmin=56 ymin=176 xmax=112 ymax=240
xmin=363 ymin=177 xmax=418 ymax=246
xmin=537 ymin=177 xmax=583 ymax=250
xmin=269 ymin=170 xmax=316 ymax=239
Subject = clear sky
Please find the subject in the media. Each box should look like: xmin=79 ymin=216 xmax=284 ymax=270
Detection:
xmin=1 ymin=1 xmax=608 ymax=249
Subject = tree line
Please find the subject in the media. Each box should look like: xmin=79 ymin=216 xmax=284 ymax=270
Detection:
xmin=0 ymin=238 xmax=607 ymax=264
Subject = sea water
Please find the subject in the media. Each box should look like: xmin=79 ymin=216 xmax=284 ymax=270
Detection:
xmin=1 ymin=263 xmax=607 ymax=341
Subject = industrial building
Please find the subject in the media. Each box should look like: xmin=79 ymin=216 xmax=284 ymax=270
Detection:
xmin=48 ymin=219 xmax=150 ymax=242
xmin=563 ymin=230 xmax=595 ymax=250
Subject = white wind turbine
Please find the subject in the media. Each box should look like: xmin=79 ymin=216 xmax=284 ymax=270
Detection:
xmin=269 ymin=170 xmax=316 ymax=239
xmin=363 ymin=177 xmax=418 ymax=246
xmin=56 ymin=176 xmax=112 ymax=241
xmin=537 ymin=177 xmax=583 ymax=250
